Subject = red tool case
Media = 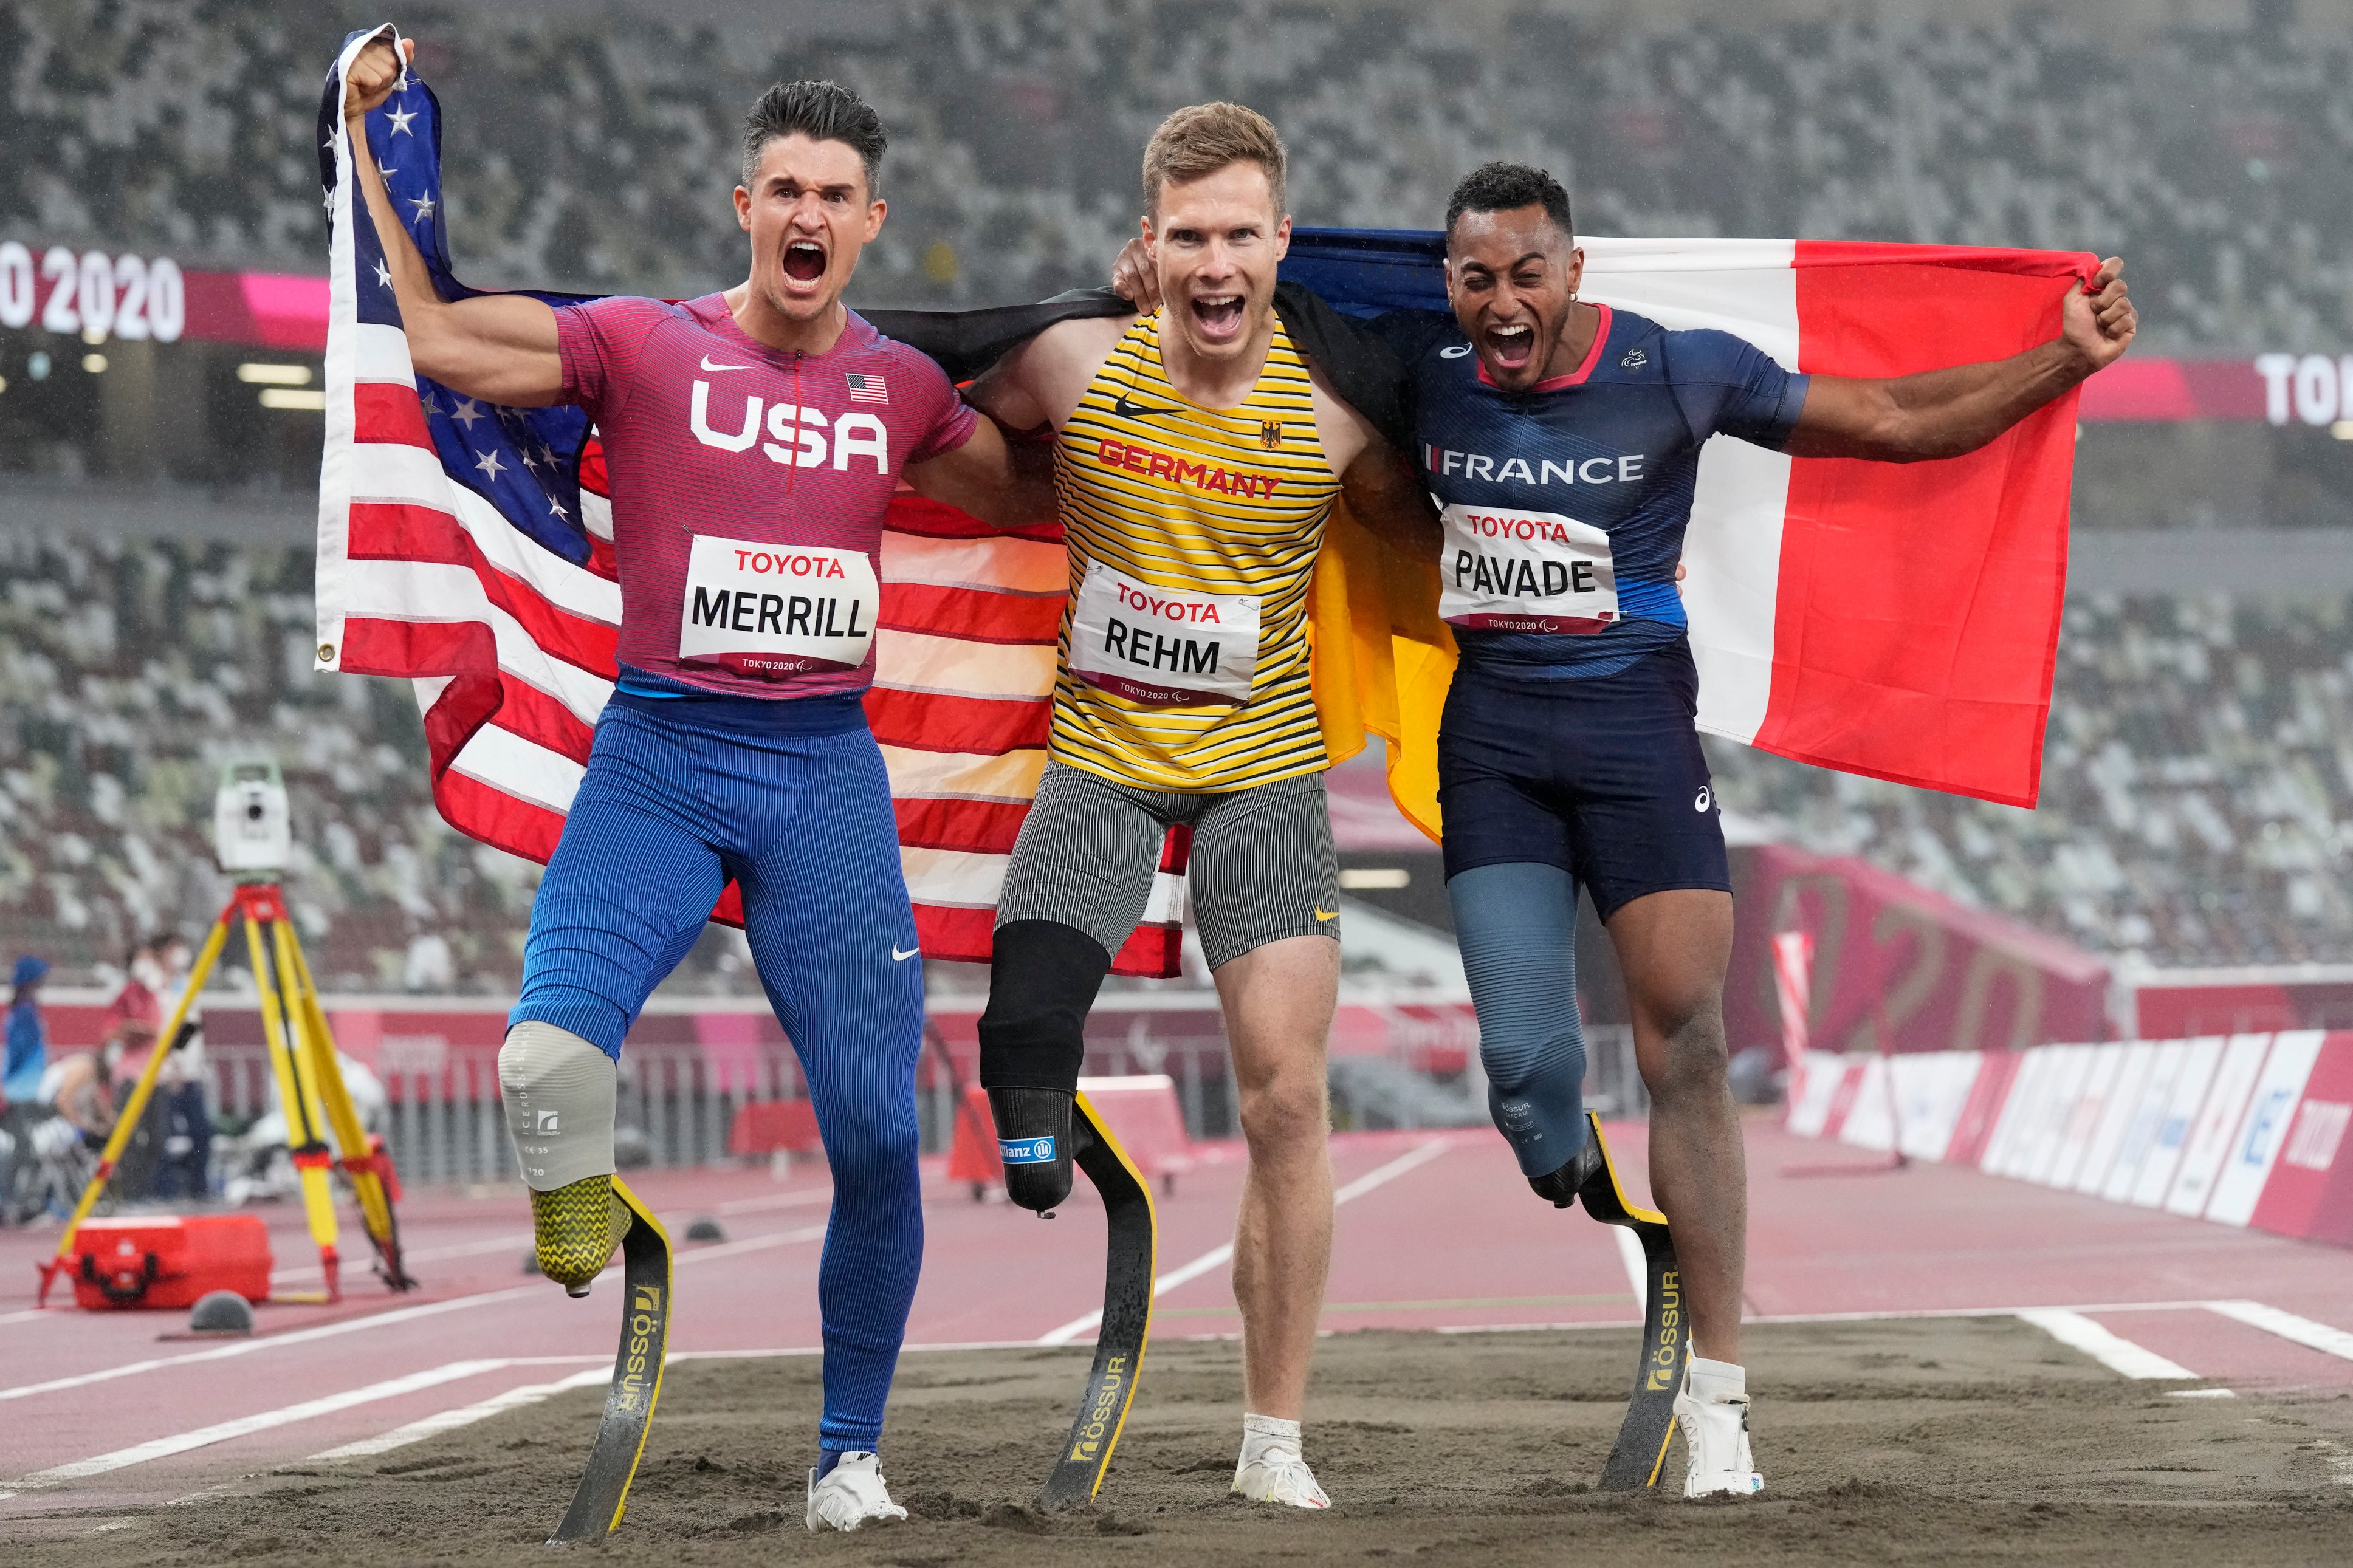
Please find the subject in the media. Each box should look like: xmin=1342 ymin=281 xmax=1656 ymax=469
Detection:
xmin=68 ymin=1214 xmax=273 ymax=1310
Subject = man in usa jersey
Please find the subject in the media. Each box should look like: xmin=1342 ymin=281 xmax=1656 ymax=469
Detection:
xmin=342 ymin=34 xmax=1054 ymax=1533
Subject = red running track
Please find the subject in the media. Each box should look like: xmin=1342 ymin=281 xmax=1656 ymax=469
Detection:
xmin=2 ymin=1114 xmax=2348 ymax=1521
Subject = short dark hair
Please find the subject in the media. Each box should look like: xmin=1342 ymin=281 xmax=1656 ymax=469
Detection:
xmin=1444 ymin=162 xmax=1574 ymax=242
xmin=741 ymin=80 xmax=886 ymax=196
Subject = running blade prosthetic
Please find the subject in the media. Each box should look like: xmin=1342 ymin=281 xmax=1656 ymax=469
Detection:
xmin=531 ymin=1173 xmax=631 ymax=1295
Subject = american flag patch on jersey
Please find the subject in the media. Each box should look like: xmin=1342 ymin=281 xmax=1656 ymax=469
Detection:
xmin=845 ymin=372 xmax=889 ymax=404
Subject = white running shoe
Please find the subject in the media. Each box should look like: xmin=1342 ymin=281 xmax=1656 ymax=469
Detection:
xmin=1232 ymin=1450 xmax=1330 ymax=1508
xmin=805 ymin=1452 xmax=909 ymax=1532
xmin=1675 ymin=1356 xmax=1764 ymax=1498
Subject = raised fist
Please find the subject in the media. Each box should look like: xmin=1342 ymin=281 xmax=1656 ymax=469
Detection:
xmin=343 ymin=35 xmax=413 ymax=125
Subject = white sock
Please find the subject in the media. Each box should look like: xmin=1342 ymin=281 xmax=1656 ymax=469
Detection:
xmin=1239 ymin=1413 xmax=1302 ymax=1468
xmin=1685 ymin=1355 xmax=1748 ymax=1404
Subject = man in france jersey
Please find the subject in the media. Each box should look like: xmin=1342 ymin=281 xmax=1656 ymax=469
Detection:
xmin=344 ymin=37 xmax=1053 ymax=1531
xmin=1396 ymin=165 xmax=2136 ymax=1496
xmin=1116 ymin=159 xmax=2134 ymax=1496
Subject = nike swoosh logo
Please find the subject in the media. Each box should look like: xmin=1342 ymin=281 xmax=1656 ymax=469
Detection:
xmin=891 ymin=945 xmax=920 ymax=962
xmin=700 ymin=356 xmax=746 ymax=372
xmin=1314 ymin=908 xmax=1338 ymax=923
xmin=1112 ymin=394 xmax=1166 ymax=421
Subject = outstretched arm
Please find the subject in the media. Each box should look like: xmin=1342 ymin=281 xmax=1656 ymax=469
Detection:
xmin=1784 ymin=257 xmax=2135 ymax=462
xmin=903 ymin=417 xmax=1060 ymax=529
xmin=343 ymin=36 xmax=562 ymax=406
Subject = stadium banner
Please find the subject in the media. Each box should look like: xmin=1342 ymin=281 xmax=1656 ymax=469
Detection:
xmin=1723 ymin=844 xmax=2110 ymax=1059
xmin=1790 ymin=1031 xmax=2353 ymax=1250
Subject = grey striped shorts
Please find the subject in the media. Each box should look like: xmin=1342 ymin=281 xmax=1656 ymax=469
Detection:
xmin=995 ymin=760 xmax=1341 ymax=971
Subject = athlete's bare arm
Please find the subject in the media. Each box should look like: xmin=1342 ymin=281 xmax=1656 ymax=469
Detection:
xmin=903 ymin=417 xmax=1059 ymax=529
xmin=967 ymin=315 xmax=1136 ymax=433
xmin=343 ymin=36 xmax=563 ymax=406
xmin=1787 ymin=257 xmax=2135 ymax=462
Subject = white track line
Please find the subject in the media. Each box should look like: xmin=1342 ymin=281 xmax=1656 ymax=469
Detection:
xmin=1612 ymin=1227 xmax=1647 ymax=1313
xmin=0 ymin=1287 xmax=542 ymax=1403
xmin=3 ymin=1360 xmax=507 ymax=1489
xmin=309 ymin=1365 xmax=611 ymax=1460
xmin=2015 ymin=1307 xmax=2198 ymax=1379
xmin=0 ymin=1221 xmax=827 ymax=1406
xmin=1036 ymin=1137 xmax=1453 ymax=1346
xmin=2203 ymin=1299 xmax=2353 ymax=1363
xmin=715 ymin=1187 xmax=834 ymax=1216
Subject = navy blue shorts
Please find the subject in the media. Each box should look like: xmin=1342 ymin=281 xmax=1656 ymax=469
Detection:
xmin=1437 ymin=643 xmax=1730 ymax=921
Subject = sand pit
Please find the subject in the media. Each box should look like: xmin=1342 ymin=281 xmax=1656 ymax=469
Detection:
xmin=14 ymin=1318 xmax=2353 ymax=1566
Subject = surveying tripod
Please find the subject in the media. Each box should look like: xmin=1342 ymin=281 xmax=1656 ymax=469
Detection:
xmin=37 ymin=880 xmax=416 ymax=1305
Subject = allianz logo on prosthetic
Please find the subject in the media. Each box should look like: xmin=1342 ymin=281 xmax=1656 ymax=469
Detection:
xmin=1426 ymin=444 xmax=1644 ymax=487
xmin=690 ymin=380 xmax=889 ymax=473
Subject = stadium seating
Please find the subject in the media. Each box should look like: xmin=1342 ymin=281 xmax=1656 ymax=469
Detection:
xmin=3 ymin=2 xmax=2346 ymax=352
xmin=1708 ymin=592 xmax=2353 ymax=968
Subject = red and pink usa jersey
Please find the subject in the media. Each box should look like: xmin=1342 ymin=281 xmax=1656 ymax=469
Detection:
xmin=556 ymin=293 xmax=977 ymax=699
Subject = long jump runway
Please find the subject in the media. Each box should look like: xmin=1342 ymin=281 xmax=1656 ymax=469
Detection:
xmin=4 ymin=1116 xmax=2351 ymax=1561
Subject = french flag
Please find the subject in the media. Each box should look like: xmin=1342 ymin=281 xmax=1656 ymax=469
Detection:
xmin=1287 ymin=233 xmax=2092 ymax=809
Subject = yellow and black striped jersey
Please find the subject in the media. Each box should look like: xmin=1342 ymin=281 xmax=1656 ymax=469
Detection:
xmin=1049 ymin=311 xmax=1343 ymax=791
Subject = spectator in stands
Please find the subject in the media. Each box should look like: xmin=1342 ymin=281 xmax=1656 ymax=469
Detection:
xmin=4 ymin=956 xmax=46 ymax=1108
xmin=2 ymin=956 xmax=51 ymax=1219
xmin=98 ymin=936 xmax=174 ymax=1197
xmin=149 ymin=932 xmax=212 ymax=1200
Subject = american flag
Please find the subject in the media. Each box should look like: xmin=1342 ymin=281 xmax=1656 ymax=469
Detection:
xmin=845 ymin=372 xmax=890 ymax=405
xmin=311 ymin=28 xmax=1183 ymax=976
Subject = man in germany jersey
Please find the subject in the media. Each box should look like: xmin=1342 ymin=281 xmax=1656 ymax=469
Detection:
xmin=966 ymin=103 xmax=1438 ymax=1510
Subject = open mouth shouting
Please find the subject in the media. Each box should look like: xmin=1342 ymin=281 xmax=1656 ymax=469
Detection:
xmin=1485 ymin=320 xmax=1538 ymax=373
xmin=781 ymin=238 xmax=828 ymax=288
xmin=1189 ymin=292 xmax=1247 ymax=344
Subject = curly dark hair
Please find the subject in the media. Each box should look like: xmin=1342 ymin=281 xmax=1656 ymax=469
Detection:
xmin=1444 ymin=162 xmax=1573 ymax=241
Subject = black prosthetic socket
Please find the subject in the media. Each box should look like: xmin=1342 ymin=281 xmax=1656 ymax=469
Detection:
xmin=1528 ymin=1137 xmax=1606 ymax=1210
xmin=988 ymin=1086 xmax=1080 ymax=1213
xmin=979 ymin=920 xmax=1114 ymax=1213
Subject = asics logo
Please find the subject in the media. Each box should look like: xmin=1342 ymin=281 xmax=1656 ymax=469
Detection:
xmin=891 ymin=943 xmax=920 ymax=961
xmin=1694 ymin=787 xmax=1712 ymax=813
xmin=1111 ymin=393 xmax=1167 ymax=421
xmin=700 ymin=356 xmax=746 ymax=372
xmin=1440 ymin=344 xmax=1474 ymax=359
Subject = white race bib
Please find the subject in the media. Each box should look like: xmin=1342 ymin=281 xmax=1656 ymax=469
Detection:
xmin=678 ymin=534 xmax=878 ymax=677
xmin=1068 ymin=560 xmax=1259 ymax=707
xmin=1438 ymin=502 xmax=1618 ymax=634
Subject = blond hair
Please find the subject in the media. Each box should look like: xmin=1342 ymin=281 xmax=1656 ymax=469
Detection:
xmin=1141 ymin=102 xmax=1287 ymax=217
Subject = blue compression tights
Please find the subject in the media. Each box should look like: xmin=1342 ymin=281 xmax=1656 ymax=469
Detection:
xmin=514 ymin=705 xmax=925 ymax=1454
xmin=1447 ymin=861 xmax=1591 ymax=1178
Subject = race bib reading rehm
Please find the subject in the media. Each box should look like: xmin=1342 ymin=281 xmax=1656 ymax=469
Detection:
xmin=1068 ymin=560 xmax=1260 ymax=707
xmin=1438 ymin=502 xmax=1618 ymax=634
xmin=678 ymin=534 xmax=879 ymax=677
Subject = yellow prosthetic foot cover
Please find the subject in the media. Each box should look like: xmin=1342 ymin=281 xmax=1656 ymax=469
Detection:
xmin=532 ymin=1174 xmax=631 ymax=1295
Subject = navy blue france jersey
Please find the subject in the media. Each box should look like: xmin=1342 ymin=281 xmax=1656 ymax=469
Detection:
xmin=1377 ymin=304 xmax=1810 ymax=677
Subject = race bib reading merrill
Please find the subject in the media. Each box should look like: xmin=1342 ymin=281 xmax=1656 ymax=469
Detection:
xmin=1438 ymin=502 xmax=1618 ymax=634
xmin=1068 ymin=560 xmax=1260 ymax=707
xmin=677 ymin=534 xmax=879 ymax=677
